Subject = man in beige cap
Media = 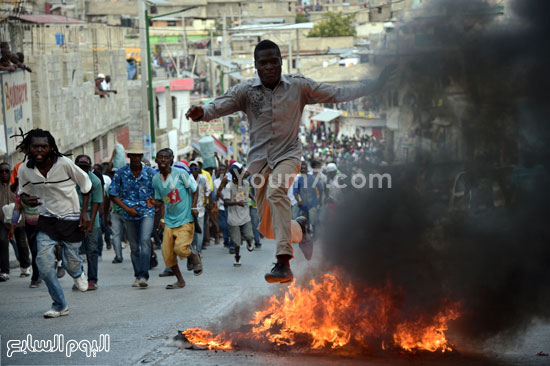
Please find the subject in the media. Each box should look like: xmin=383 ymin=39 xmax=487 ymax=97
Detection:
xmin=108 ymin=142 xmax=156 ymax=288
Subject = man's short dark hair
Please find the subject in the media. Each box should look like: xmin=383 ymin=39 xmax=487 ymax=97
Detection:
xmin=157 ymin=148 xmax=173 ymax=157
xmin=0 ymin=162 xmax=10 ymax=170
xmin=254 ymin=40 xmax=281 ymax=60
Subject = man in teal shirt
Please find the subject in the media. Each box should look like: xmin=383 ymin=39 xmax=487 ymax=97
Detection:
xmin=149 ymin=148 xmax=200 ymax=289
xmin=75 ymin=155 xmax=103 ymax=290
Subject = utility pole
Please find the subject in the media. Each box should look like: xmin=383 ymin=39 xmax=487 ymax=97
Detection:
xmin=209 ymin=26 xmax=215 ymax=97
xmin=139 ymin=0 xmax=150 ymax=147
xmin=145 ymin=8 xmax=156 ymax=157
xmin=222 ymin=15 xmax=229 ymax=94
xmin=182 ymin=16 xmax=189 ymax=73
xmin=143 ymin=5 xmax=198 ymax=158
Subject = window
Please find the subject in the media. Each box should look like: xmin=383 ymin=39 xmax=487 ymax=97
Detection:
xmin=167 ymin=21 xmax=177 ymax=27
xmin=378 ymin=7 xmax=382 ymax=13
xmin=93 ymin=139 xmax=100 ymax=156
xmin=102 ymin=135 xmax=109 ymax=158
xmin=171 ymin=96 xmax=177 ymax=119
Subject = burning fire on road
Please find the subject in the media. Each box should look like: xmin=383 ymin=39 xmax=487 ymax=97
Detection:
xmin=178 ymin=271 xmax=459 ymax=354
xmin=178 ymin=0 xmax=550 ymax=358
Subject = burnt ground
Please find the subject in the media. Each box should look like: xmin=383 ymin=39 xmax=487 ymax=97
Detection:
xmin=1 ymin=238 xmax=549 ymax=365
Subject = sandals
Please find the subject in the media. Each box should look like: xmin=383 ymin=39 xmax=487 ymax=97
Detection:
xmin=166 ymin=281 xmax=186 ymax=290
xmin=190 ymin=252 xmax=203 ymax=276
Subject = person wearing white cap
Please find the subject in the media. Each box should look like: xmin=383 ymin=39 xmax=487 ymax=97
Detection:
xmin=222 ymin=162 xmax=254 ymax=267
xmin=100 ymin=75 xmax=118 ymax=95
xmin=95 ymin=74 xmax=108 ymax=98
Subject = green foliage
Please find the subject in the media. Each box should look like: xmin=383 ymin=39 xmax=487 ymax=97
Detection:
xmin=213 ymin=18 xmax=233 ymax=37
xmin=295 ymin=13 xmax=309 ymax=24
xmin=307 ymin=12 xmax=357 ymax=37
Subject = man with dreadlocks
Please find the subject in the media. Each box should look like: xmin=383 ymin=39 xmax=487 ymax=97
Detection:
xmin=17 ymin=129 xmax=92 ymax=318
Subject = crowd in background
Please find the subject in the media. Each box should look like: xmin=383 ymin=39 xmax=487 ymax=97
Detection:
xmin=0 ymin=124 xmax=383 ymax=317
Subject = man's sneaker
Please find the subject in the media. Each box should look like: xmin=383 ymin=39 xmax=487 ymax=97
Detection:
xmin=88 ymin=282 xmax=98 ymax=291
xmin=265 ymin=262 xmax=293 ymax=283
xmin=246 ymin=240 xmax=254 ymax=252
xmin=43 ymin=307 xmax=69 ymax=318
xmin=0 ymin=273 xmax=9 ymax=281
xmin=112 ymin=257 xmax=122 ymax=263
xmin=20 ymin=266 xmax=31 ymax=277
xmin=255 ymin=242 xmax=262 ymax=250
xmin=234 ymin=256 xmax=241 ymax=267
xmin=132 ymin=278 xmax=140 ymax=287
xmin=229 ymin=247 xmax=235 ymax=254
xmin=30 ymin=280 xmax=40 ymax=288
xmin=56 ymin=262 xmax=66 ymax=279
xmin=296 ymin=216 xmax=313 ymax=261
xmin=73 ymin=273 xmax=88 ymax=292
xmin=138 ymin=278 xmax=148 ymax=288
xmin=159 ymin=269 xmax=175 ymax=277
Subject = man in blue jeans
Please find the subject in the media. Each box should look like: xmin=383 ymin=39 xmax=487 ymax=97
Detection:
xmin=104 ymin=167 xmax=125 ymax=263
xmin=75 ymin=155 xmax=103 ymax=291
xmin=108 ymin=142 xmax=156 ymax=288
xmin=214 ymin=165 xmax=233 ymax=251
xmin=17 ymin=129 xmax=92 ymax=318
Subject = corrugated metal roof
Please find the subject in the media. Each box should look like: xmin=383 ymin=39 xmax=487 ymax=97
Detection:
xmin=311 ymin=109 xmax=342 ymax=122
xmin=12 ymin=14 xmax=84 ymax=24
xmin=230 ymin=22 xmax=314 ymax=32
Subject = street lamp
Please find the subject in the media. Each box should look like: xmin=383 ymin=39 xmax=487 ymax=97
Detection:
xmin=144 ymin=5 xmax=198 ymax=157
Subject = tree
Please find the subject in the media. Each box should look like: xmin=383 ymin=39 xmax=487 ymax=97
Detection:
xmin=307 ymin=12 xmax=356 ymax=37
xmin=296 ymin=13 xmax=309 ymax=24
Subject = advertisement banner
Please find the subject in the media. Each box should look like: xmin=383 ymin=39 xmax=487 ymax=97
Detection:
xmin=198 ymin=117 xmax=224 ymax=137
xmin=1 ymin=70 xmax=33 ymax=156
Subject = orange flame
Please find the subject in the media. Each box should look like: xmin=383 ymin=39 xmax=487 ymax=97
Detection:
xmin=393 ymin=309 xmax=460 ymax=352
xmin=183 ymin=272 xmax=460 ymax=353
xmin=182 ymin=328 xmax=232 ymax=350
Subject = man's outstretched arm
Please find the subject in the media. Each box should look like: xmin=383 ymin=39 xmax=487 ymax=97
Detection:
xmin=185 ymin=83 xmax=246 ymax=122
xmin=303 ymin=64 xmax=397 ymax=104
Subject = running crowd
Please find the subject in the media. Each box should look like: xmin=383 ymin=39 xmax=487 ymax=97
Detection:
xmin=1 ymin=39 xmax=391 ymax=319
xmin=0 ymin=128 xmax=344 ymax=319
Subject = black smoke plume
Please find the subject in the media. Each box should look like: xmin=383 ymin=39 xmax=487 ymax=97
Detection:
xmin=323 ymin=0 xmax=550 ymax=346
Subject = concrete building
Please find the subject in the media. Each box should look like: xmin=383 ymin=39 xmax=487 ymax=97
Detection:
xmin=1 ymin=17 xmax=137 ymax=165
xmin=153 ymin=78 xmax=194 ymax=158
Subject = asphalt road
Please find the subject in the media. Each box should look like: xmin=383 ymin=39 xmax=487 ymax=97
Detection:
xmin=1 ymin=239 xmax=549 ymax=366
